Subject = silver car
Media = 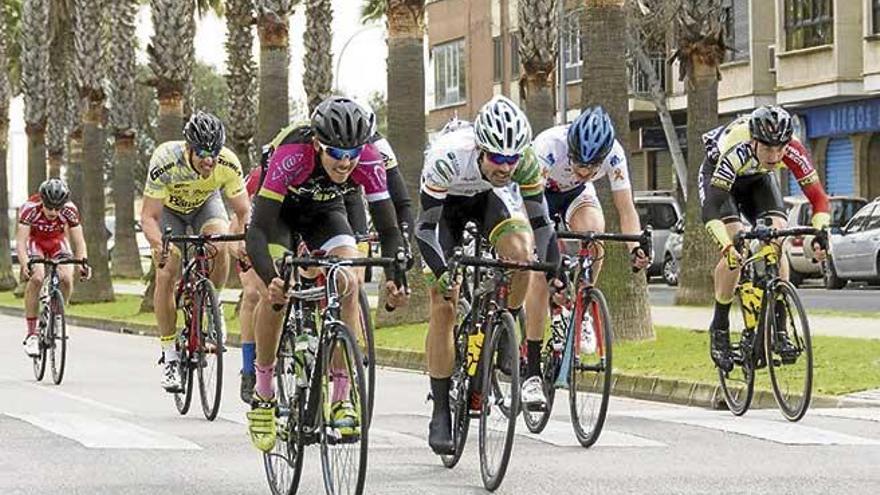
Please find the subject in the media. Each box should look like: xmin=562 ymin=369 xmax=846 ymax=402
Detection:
xmin=634 ymin=191 xmax=682 ymax=279
xmin=825 ymin=197 xmax=880 ymax=289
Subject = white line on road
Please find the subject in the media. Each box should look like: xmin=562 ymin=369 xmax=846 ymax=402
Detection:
xmin=619 ymin=409 xmax=880 ymax=445
xmin=519 ymin=419 xmax=666 ymax=448
xmin=810 ymin=408 xmax=880 ymax=422
xmin=6 ymin=412 xmax=201 ymax=450
xmin=23 ymin=382 xmax=134 ymax=416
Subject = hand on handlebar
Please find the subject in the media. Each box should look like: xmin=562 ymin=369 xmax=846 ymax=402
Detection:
xmin=267 ymin=277 xmax=288 ymax=307
xmin=19 ymin=265 xmax=31 ymax=282
xmin=811 ymin=230 xmax=828 ymax=263
xmin=630 ymin=246 xmax=651 ymax=272
xmin=384 ymin=280 xmax=410 ymax=310
xmin=79 ymin=261 xmax=92 ymax=281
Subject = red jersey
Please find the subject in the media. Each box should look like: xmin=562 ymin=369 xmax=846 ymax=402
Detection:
xmin=19 ymin=195 xmax=81 ymax=247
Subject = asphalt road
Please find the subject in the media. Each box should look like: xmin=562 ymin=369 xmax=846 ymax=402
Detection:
xmin=649 ymin=282 xmax=879 ymax=313
xmin=2 ymin=314 xmax=880 ymax=494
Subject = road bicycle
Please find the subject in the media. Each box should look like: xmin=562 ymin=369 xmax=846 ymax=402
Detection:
xmin=717 ymin=222 xmax=820 ymax=421
xmin=160 ymin=229 xmax=246 ymax=421
xmin=27 ymin=257 xmax=89 ymax=385
xmin=261 ymin=248 xmax=407 ymax=495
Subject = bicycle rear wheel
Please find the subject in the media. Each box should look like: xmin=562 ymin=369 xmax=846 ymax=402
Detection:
xmin=49 ymin=291 xmax=67 ymax=385
xmin=263 ymin=330 xmax=305 ymax=495
xmin=320 ymin=323 xmax=368 ymax=495
xmin=765 ymin=281 xmax=812 ymax=422
xmin=32 ymin=305 xmax=49 ymax=381
xmin=718 ymin=327 xmax=756 ymax=416
xmin=569 ymin=288 xmax=612 ymax=448
xmin=478 ymin=311 xmax=519 ymax=492
xmin=358 ymin=286 xmax=376 ymax=427
xmin=196 ymin=280 xmax=224 ymax=421
xmin=441 ymin=316 xmax=472 ymax=469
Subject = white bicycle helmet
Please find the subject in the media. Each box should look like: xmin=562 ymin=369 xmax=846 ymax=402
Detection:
xmin=473 ymin=95 xmax=532 ymax=155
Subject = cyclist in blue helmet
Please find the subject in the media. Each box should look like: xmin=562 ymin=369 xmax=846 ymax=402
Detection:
xmin=521 ymin=106 xmax=650 ymax=409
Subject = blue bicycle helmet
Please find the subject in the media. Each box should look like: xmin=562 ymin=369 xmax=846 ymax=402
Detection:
xmin=567 ymin=106 xmax=615 ymax=166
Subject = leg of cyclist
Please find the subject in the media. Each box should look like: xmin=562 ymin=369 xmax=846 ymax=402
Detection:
xmin=23 ymin=258 xmax=45 ymax=357
xmin=155 ymin=245 xmax=183 ymax=392
xmin=238 ymin=267 xmax=261 ymax=403
xmin=56 ymin=264 xmax=74 ymax=302
xmin=426 ymin=278 xmax=458 ymax=455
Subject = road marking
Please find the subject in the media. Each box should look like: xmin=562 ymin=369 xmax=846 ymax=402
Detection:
xmin=24 ymin=383 xmax=134 ymax=416
xmin=7 ymin=412 xmax=201 ymax=450
xmin=519 ymin=419 xmax=665 ymax=448
xmin=810 ymin=408 xmax=880 ymax=423
xmin=619 ymin=409 xmax=880 ymax=445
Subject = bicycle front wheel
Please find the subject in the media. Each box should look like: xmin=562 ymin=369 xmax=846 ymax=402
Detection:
xmin=569 ymin=287 xmax=612 ymax=449
xmin=320 ymin=323 xmax=368 ymax=495
xmin=174 ymin=307 xmax=194 ymax=415
xmin=358 ymin=286 xmax=376 ymax=427
xmin=32 ymin=306 xmax=49 ymax=382
xmin=263 ymin=330 xmax=305 ymax=495
xmin=49 ymin=290 xmax=67 ymax=385
xmin=478 ymin=311 xmax=519 ymax=492
xmin=718 ymin=327 xmax=756 ymax=416
xmin=196 ymin=280 xmax=224 ymax=421
xmin=764 ymin=281 xmax=813 ymax=422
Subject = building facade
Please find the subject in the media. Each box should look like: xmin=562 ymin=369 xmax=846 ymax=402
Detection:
xmin=425 ymin=0 xmax=880 ymax=201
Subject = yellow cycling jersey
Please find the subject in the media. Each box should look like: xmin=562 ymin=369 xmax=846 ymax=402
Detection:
xmin=144 ymin=141 xmax=245 ymax=214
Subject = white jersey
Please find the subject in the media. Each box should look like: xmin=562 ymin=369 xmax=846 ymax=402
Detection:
xmin=532 ymin=125 xmax=631 ymax=194
xmin=421 ymin=127 xmax=543 ymax=200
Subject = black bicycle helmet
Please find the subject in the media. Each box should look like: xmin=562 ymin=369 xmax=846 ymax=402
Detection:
xmin=183 ymin=111 xmax=226 ymax=155
xmin=311 ymin=96 xmax=376 ymax=149
xmin=749 ymin=105 xmax=793 ymax=146
xmin=39 ymin=178 xmax=70 ymax=209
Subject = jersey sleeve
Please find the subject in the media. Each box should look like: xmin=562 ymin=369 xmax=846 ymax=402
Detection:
xmin=351 ymin=143 xmax=390 ymax=202
xmin=512 ymin=147 xmax=544 ymax=197
xmin=257 ymin=143 xmax=314 ymax=202
xmin=144 ymin=143 xmax=174 ymax=200
xmin=18 ymin=201 xmax=38 ymax=226
xmin=245 ymin=167 xmax=262 ymax=198
xmin=421 ymin=146 xmax=457 ymax=200
xmin=783 ymin=139 xmax=830 ymax=223
xmin=604 ymin=140 xmax=631 ymax=192
xmin=371 ymin=136 xmax=399 ymax=170
xmin=217 ymin=149 xmax=245 ymax=198
xmin=60 ymin=202 xmax=81 ymax=228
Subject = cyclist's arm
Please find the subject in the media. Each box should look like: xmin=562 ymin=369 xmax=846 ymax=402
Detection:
xmin=366 ymin=198 xmax=404 ymax=280
xmin=227 ymin=190 xmax=251 ymax=234
xmin=612 ymin=189 xmax=643 ymax=252
xmin=67 ymin=224 xmax=88 ymax=259
xmin=15 ymin=223 xmax=29 ymax=265
xmin=416 ymin=191 xmax=447 ymax=278
xmin=245 ymin=195 xmax=282 ymax=286
xmin=140 ymin=196 xmax=165 ymax=250
xmin=386 ymin=165 xmax=414 ymax=237
xmin=784 ymin=141 xmax=830 ymax=228
xmin=524 ymin=192 xmax=556 ymax=264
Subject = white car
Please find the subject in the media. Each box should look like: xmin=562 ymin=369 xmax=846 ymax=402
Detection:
xmin=825 ymin=197 xmax=880 ymax=289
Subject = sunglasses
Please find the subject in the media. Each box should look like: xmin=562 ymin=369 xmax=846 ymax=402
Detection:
xmin=320 ymin=142 xmax=364 ymax=161
xmin=569 ymin=154 xmax=603 ymax=169
xmin=485 ymin=151 xmax=521 ymax=166
xmin=194 ymin=146 xmax=220 ymax=160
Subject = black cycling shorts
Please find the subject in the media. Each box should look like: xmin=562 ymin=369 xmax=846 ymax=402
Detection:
xmin=699 ymin=159 xmax=786 ymax=225
xmin=438 ymin=188 xmax=527 ymax=258
xmin=277 ymin=195 xmax=356 ymax=252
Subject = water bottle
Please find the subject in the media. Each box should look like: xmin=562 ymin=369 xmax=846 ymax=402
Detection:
xmin=550 ymin=312 xmax=566 ymax=353
xmin=580 ymin=311 xmax=597 ymax=355
xmin=294 ymin=333 xmax=318 ymax=386
xmin=466 ymin=326 xmax=484 ymax=377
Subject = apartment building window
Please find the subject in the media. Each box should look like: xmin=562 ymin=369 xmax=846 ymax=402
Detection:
xmin=510 ymin=33 xmax=521 ymax=78
xmin=433 ymin=39 xmax=467 ymax=107
xmin=784 ymin=0 xmax=833 ymax=50
xmin=563 ymin=10 xmax=583 ymax=82
xmin=874 ymin=0 xmax=880 ymax=34
xmin=723 ymin=0 xmax=749 ymax=61
xmin=493 ymin=36 xmax=503 ymax=83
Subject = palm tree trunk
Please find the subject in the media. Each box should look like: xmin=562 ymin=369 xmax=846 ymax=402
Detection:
xmin=157 ymin=94 xmax=185 ymax=143
xmin=112 ymin=133 xmax=144 ymax=278
xmin=304 ymin=0 xmax=333 ymax=114
xmin=72 ymin=100 xmax=114 ymax=303
xmin=257 ymin=12 xmax=290 ymax=144
xmin=675 ymin=58 xmax=719 ymax=305
xmin=0 ymin=118 xmax=16 ymax=290
xmin=226 ymin=0 xmax=258 ymax=173
xmin=518 ymin=0 xmax=558 ymax=134
xmin=581 ymin=0 xmax=653 ymax=341
xmin=26 ymin=125 xmax=47 ymax=192
xmin=376 ymin=0 xmax=428 ymax=328
xmin=521 ymin=74 xmax=555 ymax=134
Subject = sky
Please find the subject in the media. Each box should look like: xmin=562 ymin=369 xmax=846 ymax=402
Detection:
xmin=7 ymin=1 xmax=388 ymax=205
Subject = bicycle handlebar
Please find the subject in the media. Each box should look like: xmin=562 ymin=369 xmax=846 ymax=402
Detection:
xmin=734 ymin=226 xmax=822 ymax=248
xmin=557 ymin=226 xmax=654 ymax=273
xmin=159 ymin=227 xmax=247 ymax=269
xmin=27 ymin=258 xmax=89 ymax=269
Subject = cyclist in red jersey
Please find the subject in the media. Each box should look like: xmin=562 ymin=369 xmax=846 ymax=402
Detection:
xmin=15 ymin=179 xmax=91 ymax=357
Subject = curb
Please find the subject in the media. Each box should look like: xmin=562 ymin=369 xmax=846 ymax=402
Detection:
xmin=0 ymin=304 xmax=871 ymax=410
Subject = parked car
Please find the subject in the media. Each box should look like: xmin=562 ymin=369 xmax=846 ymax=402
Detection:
xmin=825 ymin=197 xmax=880 ymax=289
xmin=783 ymin=195 xmax=867 ymax=286
xmin=661 ymin=218 xmax=684 ymax=286
xmin=634 ymin=191 xmax=682 ymax=279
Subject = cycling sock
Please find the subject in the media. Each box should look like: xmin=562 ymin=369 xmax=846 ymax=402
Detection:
xmin=255 ymin=363 xmax=275 ymax=400
xmin=710 ymin=300 xmax=732 ymax=330
xmin=430 ymin=377 xmax=451 ymax=415
xmin=241 ymin=342 xmax=256 ymax=374
xmin=331 ymin=368 xmax=350 ymax=403
xmin=160 ymin=335 xmax=178 ymax=363
xmin=526 ymin=340 xmax=542 ymax=378
xmin=26 ymin=317 xmax=37 ymax=336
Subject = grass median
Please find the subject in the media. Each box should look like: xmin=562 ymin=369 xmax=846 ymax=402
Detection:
xmin=1 ymin=291 xmax=877 ymax=397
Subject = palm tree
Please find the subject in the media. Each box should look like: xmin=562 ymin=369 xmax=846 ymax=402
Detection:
xmin=518 ymin=0 xmax=558 ymax=134
xmin=46 ymin=0 xmax=72 ymax=179
xmin=225 ymin=0 xmax=258 ymax=172
xmin=108 ymin=0 xmax=143 ymax=279
xmin=672 ymin=0 xmax=727 ymax=306
xmin=374 ymin=0 xmax=428 ymax=327
xmin=255 ymin=0 xmax=295 ymax=144
xmin=70 ymin=0 xmax=114 ymax=303
xmin=20 ymin=0 xmax=49 ymax=194
xmin=581 ymin=0 xmax=653 ymax=340
xmin=304 ymin=0 xmax=332 ymax=114
xmin=0 ymin=0 xmax=21 ymax=291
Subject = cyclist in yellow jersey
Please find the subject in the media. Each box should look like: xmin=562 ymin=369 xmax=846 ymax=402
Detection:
xmin=140 ymin=112 xmax=251 ymax=392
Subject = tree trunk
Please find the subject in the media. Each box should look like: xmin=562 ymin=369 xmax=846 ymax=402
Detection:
xmin=257 ymin=15 xmax=290 ymax=145
xmin=521 ymin=72 xmax=555 ymax=135
xmin=581 ymin=0 xmax=653 ymax=341
xmin=26 ymin=125 xmax=47 ymax=193
xmin=111 ymin=133 xmax=144 ymax=279
xmin=0 ymin=118 xmax=17 ymax=290
xmin=675 ymin=58 xmax=718 ymax=306
xmin=72 ymin=100 xmax=114 ymax=303
xmin=66 ymin=128 xmax=84 ymax=214
xmin=376 ymin=1 xmax=428 ymax=328
xmin=157 ymin=93 xmax=184 ymax=143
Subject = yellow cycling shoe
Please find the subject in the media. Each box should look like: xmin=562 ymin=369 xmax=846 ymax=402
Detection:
xmin=247 ymin=393 xmax=277 ymax=453
xmin=329 ymin=400 xmax=360 ymax=440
